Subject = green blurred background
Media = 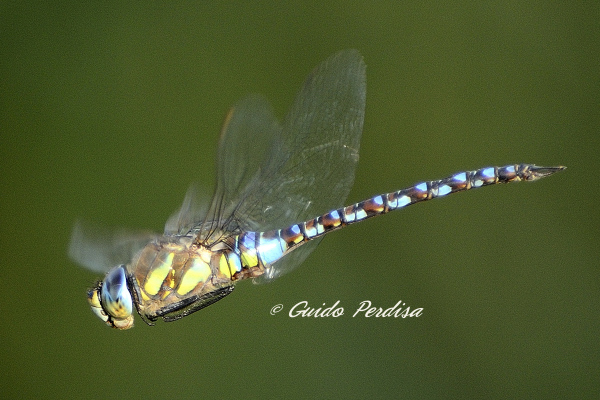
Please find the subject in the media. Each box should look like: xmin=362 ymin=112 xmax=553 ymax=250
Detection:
xmin=1 ymin=2 xmax=598 ymax=399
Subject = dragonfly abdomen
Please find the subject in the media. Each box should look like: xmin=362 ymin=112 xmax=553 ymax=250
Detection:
xmin=342 ymin=163 xmax=564 ymax=228
xmin=246 ymin=164 xmax=565 ymax=269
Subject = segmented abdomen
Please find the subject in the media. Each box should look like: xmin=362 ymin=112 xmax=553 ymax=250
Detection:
xmin=239 ymin=164 xmax=564 ymax=269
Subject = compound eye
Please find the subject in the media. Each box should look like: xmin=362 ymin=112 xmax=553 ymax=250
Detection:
xmin=101 ymin=266 xmax=133 ymax=319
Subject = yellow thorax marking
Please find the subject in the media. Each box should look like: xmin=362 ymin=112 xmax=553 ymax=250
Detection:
xmin=144 ymin=251 xmax=174 ymax=296
xmin=177 ymin=257 xmax=211 ymax=296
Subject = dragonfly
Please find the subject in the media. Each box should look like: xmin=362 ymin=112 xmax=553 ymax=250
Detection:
xmin=69 ymin=49 xmax=565 ymax=329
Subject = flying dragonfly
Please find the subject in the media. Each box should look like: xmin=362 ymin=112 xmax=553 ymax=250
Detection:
xmin=69 ymin=50 xmax=564 ymax=329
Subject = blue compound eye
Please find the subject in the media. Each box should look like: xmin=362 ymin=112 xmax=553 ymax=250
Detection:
xmin=100 ymin=266 xmax=133 ymax=319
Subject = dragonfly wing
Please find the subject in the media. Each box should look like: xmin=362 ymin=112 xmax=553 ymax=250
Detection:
xmin=198 ymin=94 xmax=283 ymax=242
xmin=245 ymin=50 xmax=365 ymax=228
xmin=256 ymin=239 xmax=322 ymax=282
xmin=164 ymin=183 xmax=211 ymax=236
xmin=253 ymin=50 xmax=366 ymax=281
xmin=69 ymin=220 xmax=157 ymax=274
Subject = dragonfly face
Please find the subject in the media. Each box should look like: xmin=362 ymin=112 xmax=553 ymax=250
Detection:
xmin=71 ymin=50 xmax=564 ymax=329
xmin=88 ymin=266 xmax=134 ymax=329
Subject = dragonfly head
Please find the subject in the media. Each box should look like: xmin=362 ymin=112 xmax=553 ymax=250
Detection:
xmin=87 ymin=265 xmax=134 ymax=329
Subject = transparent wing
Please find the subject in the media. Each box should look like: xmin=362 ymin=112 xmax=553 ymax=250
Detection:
xmin=201 ymin=49 xmax=367 ymax=281
xmin=164 ymin=183 xmax=211 ymax=236
xmin=254 ymin=50 xmax=366 ymax=281
xmin=68 ymin=220 xmax=157 ymax=274
xmin=199 ymin=94 xmax=282 ymax=242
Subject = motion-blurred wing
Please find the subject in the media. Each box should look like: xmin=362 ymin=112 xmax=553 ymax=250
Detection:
xmin=197 ymin=94 xmax=282 ymax=243
xmin=164 ymin=184 xmax=211 ymax=236
xmin=69 ymin=220 xmax=156 ymax=274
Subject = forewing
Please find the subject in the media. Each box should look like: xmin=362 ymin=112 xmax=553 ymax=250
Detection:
xmin=69 ymin=220 xmax=157 ymax=274
xmin=164 ymin=183 xmax=211 ymax=236
xmin=198 ymin=94 xmax=282 ymax=242
xmin=252 ymin=50 xmax=366 ymax=281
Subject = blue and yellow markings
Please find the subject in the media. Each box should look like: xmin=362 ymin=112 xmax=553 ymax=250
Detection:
xmin=239 ymin=232 xmax=259 ymax=269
